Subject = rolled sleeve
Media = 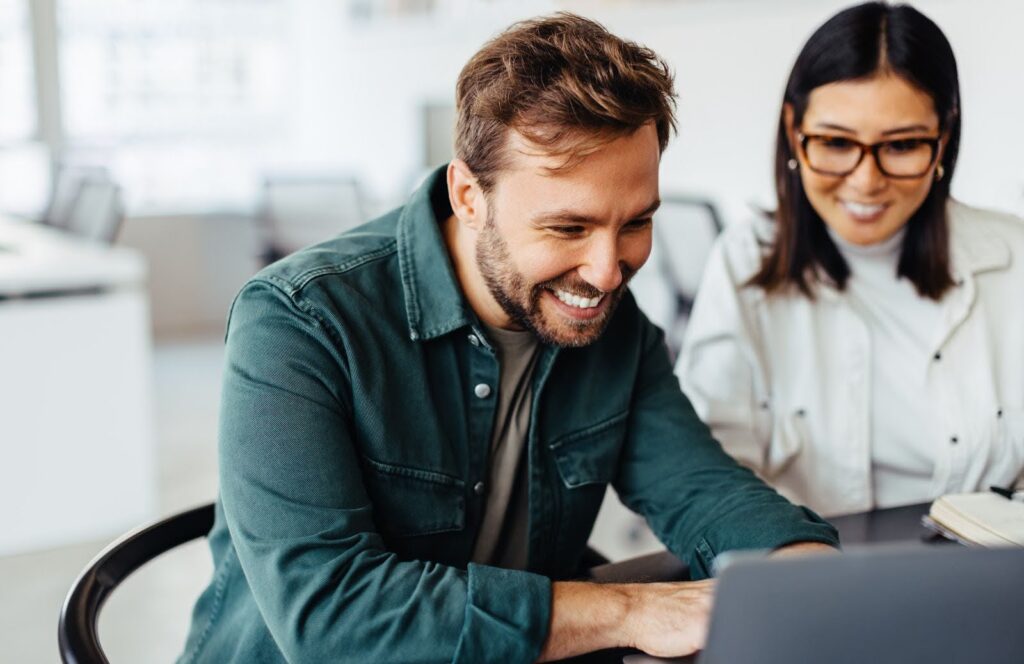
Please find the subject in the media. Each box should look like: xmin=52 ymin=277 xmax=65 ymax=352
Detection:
xmin=452 ymin=564 xmax=552 ymax=664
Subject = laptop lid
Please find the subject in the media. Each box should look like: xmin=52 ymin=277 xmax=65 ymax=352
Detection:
xmin=625 ymin=545 xmax=1024 ymax=664
xmin=699 ymin=545 xmax=1024 ymax=664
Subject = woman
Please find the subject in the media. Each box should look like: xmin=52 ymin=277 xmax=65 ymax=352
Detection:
xmin=676 ymin=2 xmax=1024 ymax=517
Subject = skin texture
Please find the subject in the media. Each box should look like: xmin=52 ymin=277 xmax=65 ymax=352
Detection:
xmin=444 ymin=123 xmax=837 ymax=660
xmin=786 ymin=73 xmax=946 ymax=246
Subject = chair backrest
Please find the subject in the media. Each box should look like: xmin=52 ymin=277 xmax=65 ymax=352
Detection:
xmin=43 ymin=165 xmax=112 ymax=231
xmin=58 ymin=503 xmax=215 ymax=664
xmin=629 ymin=195 xmax=723 ymax=358
xmin=63 ymin=178 xmax=126 ymax=244
xmin=259 ymin=175 xmax=366 ymax=263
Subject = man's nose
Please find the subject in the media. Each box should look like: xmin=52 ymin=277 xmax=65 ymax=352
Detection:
xmin=577 ymin=236 xmax=624 ymax=293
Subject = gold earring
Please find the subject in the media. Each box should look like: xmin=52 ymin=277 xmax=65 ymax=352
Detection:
xmin=936 ymin=164 xmax=945 ymax=181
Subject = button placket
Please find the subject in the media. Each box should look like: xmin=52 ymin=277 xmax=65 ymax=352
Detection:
xmin=465 ymin=332 xmax=499 ymax=527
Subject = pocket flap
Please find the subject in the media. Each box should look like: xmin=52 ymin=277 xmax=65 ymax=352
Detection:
xmin=549 ymin=411 xmax=628 ymax=488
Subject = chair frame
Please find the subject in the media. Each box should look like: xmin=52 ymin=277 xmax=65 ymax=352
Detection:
xmin=58 ymin=503 xmax=215 ymax=664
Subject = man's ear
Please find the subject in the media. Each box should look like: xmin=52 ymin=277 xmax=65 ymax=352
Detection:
xmin=447 ymin=159 xmax=487 ymax=230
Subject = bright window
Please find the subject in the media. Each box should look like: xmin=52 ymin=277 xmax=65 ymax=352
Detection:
xmin=57 ymin=0 xmax=293 ymax=214
xmin=0 ymin=0 xmax=35 ymax=142
xmin=0 ymin=0 xmax=47 ymax=217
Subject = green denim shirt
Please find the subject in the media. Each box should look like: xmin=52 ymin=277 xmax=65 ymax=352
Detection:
xmin=179 ymin=167 xmax=838 ymax=664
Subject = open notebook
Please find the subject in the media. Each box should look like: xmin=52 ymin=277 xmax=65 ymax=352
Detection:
xmin=924 ymin=492 xmax=1024 ymax=547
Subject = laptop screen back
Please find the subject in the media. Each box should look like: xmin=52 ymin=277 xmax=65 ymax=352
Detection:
xmin=699 ymin=545 xmax=1024 ymax=664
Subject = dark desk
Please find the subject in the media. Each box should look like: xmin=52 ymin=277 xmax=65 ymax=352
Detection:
xmin=587 ymin=502 xmax=936 ymax=585
xmin=568 ymin=502 xmax=942 ymax=663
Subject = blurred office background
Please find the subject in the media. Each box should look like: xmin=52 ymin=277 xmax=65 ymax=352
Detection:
xmin=1 ymin=0 xmax=1020 ymax=661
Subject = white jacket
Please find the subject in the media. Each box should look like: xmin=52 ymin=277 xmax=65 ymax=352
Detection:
xmin=676 ymin=201 xmax=1024 ymax=516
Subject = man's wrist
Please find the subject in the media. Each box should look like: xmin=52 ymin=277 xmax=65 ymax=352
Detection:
xmin=540 ymin=582 xmax=639 ymax=661
xmin=617 ymin=583 xmax=643 ymax=650
xmin=772 ymin=541 xmax=839 ymax=556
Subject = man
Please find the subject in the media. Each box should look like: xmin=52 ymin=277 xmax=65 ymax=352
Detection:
xmin=180 ymin=14 xmax=837 ymax=663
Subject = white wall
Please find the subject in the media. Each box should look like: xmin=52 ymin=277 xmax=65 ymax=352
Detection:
xmin=285 ymin=0 xmax=1024 ymax=223
xmin=119 ymin=0 xmax=1024 ymax=337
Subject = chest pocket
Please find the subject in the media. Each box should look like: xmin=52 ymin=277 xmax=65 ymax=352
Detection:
xmin=360 ymin=455 xmax=465 ymax=538
xmin=549 ymin=410 xmax=629 ymax=488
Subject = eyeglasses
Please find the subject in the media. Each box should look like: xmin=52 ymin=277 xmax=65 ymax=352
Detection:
xmin=797 ymin=132 xmax=941 ymax=179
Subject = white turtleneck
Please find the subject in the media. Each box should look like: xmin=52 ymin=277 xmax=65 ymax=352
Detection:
xmin=829 ymin=226 xmax=945 ymax=508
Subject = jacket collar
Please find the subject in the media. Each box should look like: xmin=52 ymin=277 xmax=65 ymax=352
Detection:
xmin=948 ymin=200 xmax=1011 ymax=280
xmin=396 ymin=165 xmax=477 ymax=341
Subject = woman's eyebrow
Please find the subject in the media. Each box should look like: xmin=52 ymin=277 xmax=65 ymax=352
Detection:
xmin=812 ymin=122 xmax=857 ymax=134
xmin=880 ymin=124 xmax=936 ymax=136
xmin=811 ymin=122 xmax=937 ymax=137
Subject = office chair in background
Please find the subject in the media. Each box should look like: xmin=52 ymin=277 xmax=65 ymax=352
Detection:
xmin=257 ymin=174 xmax=367 ymax=264
xmin=629 ymin=195 xmax=723 ymax=360
xmin=42 ymin=164 xmax=126 ymax=245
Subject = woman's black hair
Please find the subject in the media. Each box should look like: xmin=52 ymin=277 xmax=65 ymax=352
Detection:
xmin=750 ymin=2 xmax=960 ymax=299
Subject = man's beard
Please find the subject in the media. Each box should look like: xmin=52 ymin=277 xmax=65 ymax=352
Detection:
xmin=474 ymin=212 xmax=634 ymax=348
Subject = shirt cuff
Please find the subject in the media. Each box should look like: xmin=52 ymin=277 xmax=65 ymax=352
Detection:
xmin=692 ymin=505 xmax=840 ymax=578
xmin=452 ymin=563 xmax=552 ymax=663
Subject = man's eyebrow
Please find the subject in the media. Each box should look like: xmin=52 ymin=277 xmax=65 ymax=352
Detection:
xmin=636 ymin=199 xmax=661 ymax=218
xmin=533 ymin=199 xmax=661 ymax=225
xmin=533 ymin=210 xmax=599 ymax=225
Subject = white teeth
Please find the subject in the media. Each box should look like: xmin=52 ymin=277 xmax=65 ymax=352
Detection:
xmin=553 ymin=289 xmax=603 ymax=309
xmin=842 ymin=201 xmax=886 ymax=218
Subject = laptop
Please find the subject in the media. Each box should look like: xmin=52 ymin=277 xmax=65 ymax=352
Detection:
xmin=624 ymin=545 xmax=1024 ymax=664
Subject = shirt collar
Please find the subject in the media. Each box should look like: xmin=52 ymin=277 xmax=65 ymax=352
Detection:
xmin=396 ymin=165 xmax=477 ymax=341
xmin=814 ymin=200 xmax=1010 ymax=300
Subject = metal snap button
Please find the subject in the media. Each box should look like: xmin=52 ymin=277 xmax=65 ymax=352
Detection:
xmin=474 ymin=383 xmax=491 ymax=399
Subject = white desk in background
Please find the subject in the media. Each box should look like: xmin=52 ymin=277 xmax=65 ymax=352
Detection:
xmin=0 ymin=217 xmax=157 ymax=555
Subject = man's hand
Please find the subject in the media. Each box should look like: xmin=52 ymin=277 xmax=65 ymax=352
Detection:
xmin=537 ymin=542 xmax=836 ymax=661
xmin=537 ymin=579 xmax=715 ymax=661
xmin=620 ymin=579 xmax=716 ymax=658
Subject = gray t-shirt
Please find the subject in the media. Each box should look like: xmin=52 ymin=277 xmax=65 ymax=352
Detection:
xmin=470 ymin=324 xmax=540 ymax=569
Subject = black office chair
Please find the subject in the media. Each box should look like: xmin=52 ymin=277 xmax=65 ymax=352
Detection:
xmin=56 ymin=505 xmax=642 ymax=663
xmin=58 ymin=503 xmax=215 ymax=664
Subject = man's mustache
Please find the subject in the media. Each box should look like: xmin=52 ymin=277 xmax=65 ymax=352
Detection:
xmin=536 ymin=265 xmax=637 ymax=299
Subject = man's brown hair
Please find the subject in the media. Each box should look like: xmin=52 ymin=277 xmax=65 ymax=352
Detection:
xmin=454 ymin=13 xmax=676 ymax=192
